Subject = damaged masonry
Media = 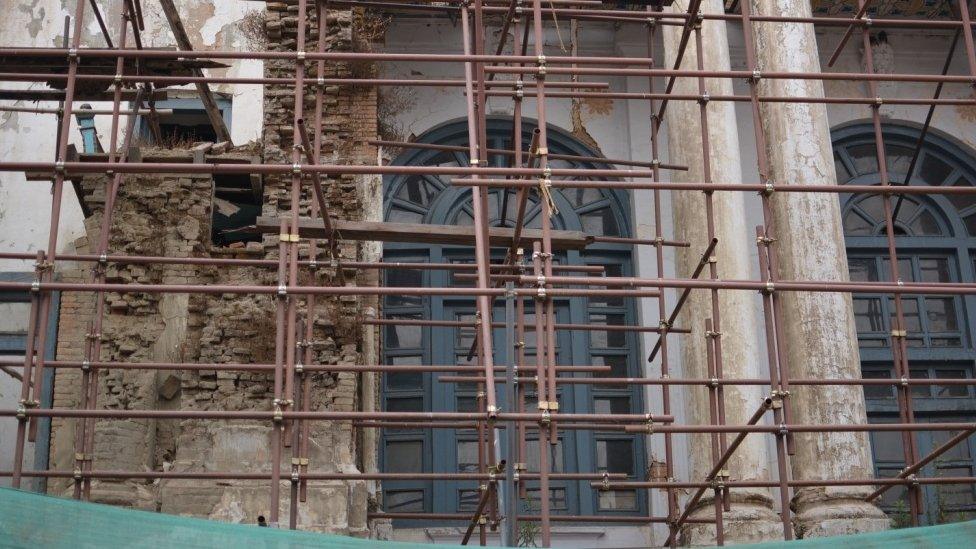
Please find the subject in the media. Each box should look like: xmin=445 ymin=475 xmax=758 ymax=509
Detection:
xmin=2 ymin=0 xmax=976 ymax=547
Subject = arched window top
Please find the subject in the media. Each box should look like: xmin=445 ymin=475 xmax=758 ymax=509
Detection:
xmin=384 ymin=117 xmax=629 ymax=238
xmin=833 ymin=123 xmax=976 ymax=238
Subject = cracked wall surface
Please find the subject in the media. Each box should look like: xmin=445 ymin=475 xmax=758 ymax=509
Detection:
xmin=46 ymin=2 xmax=381 ymax=534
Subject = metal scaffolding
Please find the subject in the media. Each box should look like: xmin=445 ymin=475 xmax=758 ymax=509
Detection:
xmin=1 ymin=0 xmax=976 ymax=546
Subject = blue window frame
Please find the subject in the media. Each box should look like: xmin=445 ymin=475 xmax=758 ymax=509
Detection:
xmin=0 ymin=273 xmax=59 ymax=493
xmin=380 ymin=117 xmax=646 ymax=521
xmin=835 ymin=123 xmax=976 ymax=523
xmin=133 ymin=95 xmax=233 ymax=144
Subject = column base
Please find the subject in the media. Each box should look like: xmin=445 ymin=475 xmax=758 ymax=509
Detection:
xmin=679 ymin=490 xmax=783 ymax=546
xmin=791 ymin=486 xmax=890 ymax=539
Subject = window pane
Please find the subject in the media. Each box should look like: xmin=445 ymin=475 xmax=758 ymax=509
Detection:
xmin=589 ymin=264 xmax=624 ymax=307
xmin=931 ymin=429 xmax=973 ymax=461
xmin=888 ymin=298 xmax=921 ymax=334
xmin=386 ymin=268 xmax=423 ymax=307
xmin=870 ymin=430 xmax=906 ymax=462
xmin=925 ymin=297 xmax=959 ymax=333
xmin=934 ymin=369 xmax=969 ymax=398
xmin=844 ymin=211 xmax=873 ymax=235
xmin=848 ymin=258 xmax=879 ymax=282
xmin=835 ymin=152 xmax=852 ymax=181
xmin=947 ymin=176 xmax=976 ymax=212
xmin=386 ymin=315 xmax=422 ymax=349
xmin=388 ymin=204 xmax=424 ymax=223
xmin=396 ymin=175 xmax=440 ymax=208
xmin=908 ymin=210 xmax=943 ymax=236
xmin=456 ymin=395 xmax=479 ymax=413
xmin=876 ymin=467 xmax=909 ymax=509
xmin=567 ymin=187 xmax=602 ymax=208
xmin=524 ymin=439 xmax=564 ymax=473
xmin=909 ymin=368 xmax=930 ymax=398
xmin=857 ymin=195 xmax=886 ymax=225
xmin=881 ymin=258 xmax=914 ymax=282
xmin=885 ymin=144 xmax=913 ymax=175
xmin=863 ymin=369 xmax=894 ymax=399
xmin=388 ymin=356 xmax=423 ymax=390
xmin=919 ymin=154 xmax=953 ymax=186
xmin=455 ymin=313 xmax=476 ymax=348
xmin=599 ymin=489 xmax=638 ymax=511
xmin=853 ymin=297 xmax=884 ymax=334
xmin=590 ymin=313 xmax=626 ymax=348
xmin=919 ymin=259 xmax=951 ymax=283
xmin=386 ymin=440 xmax=423 ymax=473
xmin=594 ymin=355 xmax=629 ymax=387
xmin=847 ymin=144 xmax=879 ymax=175
xmin=597 ymin=439 xmax=635 ymax=475
xmin=580 ymin=207 xmax=619 ymax=236
xmin=386 ymin=490 xmax=425 ymax=512
xmin=594 ymin=396 xmax=631 ymax=415
xmin=387 ymin=397 xmax=423 ymax=412
xmin=525 ymin=488 xmax=568 ymax=511
xmin=458 ymin=489 xmax=482 ymax=511
xmin=457 ymin=440 xmax=479 ymax=472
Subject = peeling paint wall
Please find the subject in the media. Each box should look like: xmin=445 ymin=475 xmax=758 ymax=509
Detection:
xmin=0 ymin=0 xmax=265 ymax=273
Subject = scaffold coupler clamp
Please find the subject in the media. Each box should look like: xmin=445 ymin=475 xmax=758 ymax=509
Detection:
xmin=540 ymin=408 xmax=551 ymax=426
xmin=601 ymin=471 xmax=611 ymax=491
xmin=907 ymin=473 xmax=919 ymax=489
xmin=272 ymin=402 xmax=284 ymax=423
xmin=644 ymin=413 xmax=655 ymax=434
xmin=15 ymin=401 xmax=28 ymax=422
xmin=659 ymin=318 xmax=671 ymax=333
xmin=536 ymin=55 xmax=547 ymax=76
xmin=761 ymin=179 xmax=775 ymax=196
xmin=694 ymin=10 xmax=704 ymax=29
xmin=761 ymin=280 xmax=775 ymax=296
xmin=487 ymin=404 xmax=498 ymax=419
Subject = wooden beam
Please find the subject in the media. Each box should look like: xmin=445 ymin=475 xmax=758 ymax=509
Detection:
xmin=158 ymin=0 xmax=233 ymax=144
xmin=0 ymin=89 xmax=169 ymax=102
xmin=251 ymin=217 xmax=594 ymax=250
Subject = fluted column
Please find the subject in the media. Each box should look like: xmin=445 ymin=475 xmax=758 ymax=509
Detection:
xmin=746 ymin=0 xmax=889 ymax=537
xmin=662 ymin=1 xmax=780 ymax=544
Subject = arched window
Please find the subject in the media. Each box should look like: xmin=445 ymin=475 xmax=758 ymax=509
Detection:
xmin=835 ymin=123 xmax=976 ymax=523
xmin=380 ymin=117 xmax=645 ymax=521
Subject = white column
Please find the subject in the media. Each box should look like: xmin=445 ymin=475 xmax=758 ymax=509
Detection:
xmin=747 ymin=0 xmax=889 ymax=537
xmin=662 ymin=1 xmax=780 ymax=544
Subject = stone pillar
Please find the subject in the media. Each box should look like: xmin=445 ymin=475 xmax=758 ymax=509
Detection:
xmin=662 ymin=1 xmax=780 ymax=544
xmin=747 ymin=0 xmax=889 ymax=537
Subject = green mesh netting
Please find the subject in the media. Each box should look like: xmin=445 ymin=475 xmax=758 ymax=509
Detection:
xmin=2 ymin=486 xmax=975 ymax=548
xmin=0 ymin=487 xmax=469 ymax=549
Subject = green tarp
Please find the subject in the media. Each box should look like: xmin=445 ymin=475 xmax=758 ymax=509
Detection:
xmin=1 ymin=486 xmax=975 ymax=548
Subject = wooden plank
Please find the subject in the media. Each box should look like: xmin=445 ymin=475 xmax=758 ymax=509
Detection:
xmin=158 ymin=0 xmax=233 ymax=144
xmin=252 ymin=217 xmax=594 ymax=250
xmin=0 ymin=89 xmax=169 ymax=102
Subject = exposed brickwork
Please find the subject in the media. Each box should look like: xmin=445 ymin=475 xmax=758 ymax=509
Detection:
xmin=48 ymin=2 xmax=380 ymax=534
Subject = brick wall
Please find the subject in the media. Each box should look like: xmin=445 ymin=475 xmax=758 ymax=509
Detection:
xmin=48 ymin=2 xmax=380 ymax=534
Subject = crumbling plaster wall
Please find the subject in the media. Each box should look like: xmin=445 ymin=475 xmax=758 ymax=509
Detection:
xmin=0 ymin=0 xmax=264 ymax=273
xmin=45 ymin=1 xmax=381 ymax=535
